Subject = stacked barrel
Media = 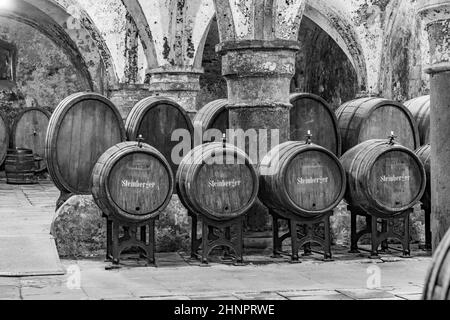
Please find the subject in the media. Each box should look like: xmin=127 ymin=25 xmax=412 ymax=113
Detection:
xmin=405 ymin=95 xmax=432 ymax=250
xmin=337 ymin=97 xmax=426 ymax=257
xmin=44 ymin=90 xmax=432 ymax=266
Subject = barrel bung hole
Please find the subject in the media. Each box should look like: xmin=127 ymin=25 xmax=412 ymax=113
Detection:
xmin=136 ymin=207 xmax=141 ymax=212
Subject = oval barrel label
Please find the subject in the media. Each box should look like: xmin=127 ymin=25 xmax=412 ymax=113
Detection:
xmin=285 ymin=151 xmax=343 ymax=211
xmin=369 ymin=151 xmax=422 ymax=209
xmin=195 ymin=154 xmax=254 ymax=216
xmin=108 ymin=153 xmax=170 ymax=215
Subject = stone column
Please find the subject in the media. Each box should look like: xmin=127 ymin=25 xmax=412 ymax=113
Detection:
xmin=418 ymin=0 xmax=450 ymax=249
xmin=148 ymin=66 xmax=203 ymax=118
xmin=218 ymin=40 xmax=299 ymax=233
xmin=217 ymin=40 xmax=299 ymax=153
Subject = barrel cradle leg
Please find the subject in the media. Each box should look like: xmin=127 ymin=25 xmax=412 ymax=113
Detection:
xmin=111 ymin=221 xmax=120 ymax=265
xmin=189 ymin=212 xmax=201 ymax=260
xmin=423 ymin=203 xmax=432 ymax=251
xmin=290 ymin=219 xmax=300 ymax=262
xmin=201 ymin=219 xmax=210 ymax=265
xmin=349 ymin=206 xmax=361 ymax=253
xmin=370 ymin=217 xmax=381 ymax=259
xmin=147 ymin=220 xmax=156 ymax=264
xmin=234 ymin=217 xmax=245 ymax=265
xmin=402 ymin=211 xmax=411 ymax=257
xmin=271 ymin=212 xmax=282 ymax=258
xmin=302 ymin=225 xmax=313 ymax=257
xmin=223 ymin=227 xmax=232 ymax=260
xmin=380 ymin=220 xmax=391 ymax=253
xmin=105 ymin=217 xmax=113 ymax=262
xmin=323 ymin=213 xmax=333 ymax=261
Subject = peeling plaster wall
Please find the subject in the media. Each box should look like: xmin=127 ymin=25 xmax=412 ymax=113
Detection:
xmin=124 ymin=0 xmax=215 ymax=69
xmin=76 ymin=0 xmax=146 ymax=84
xmin=0 ymin=17 xmax=89 ymax=108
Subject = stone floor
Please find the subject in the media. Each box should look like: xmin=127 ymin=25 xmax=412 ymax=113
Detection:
xmin=0 ymin=179 xmax=432 ymax=300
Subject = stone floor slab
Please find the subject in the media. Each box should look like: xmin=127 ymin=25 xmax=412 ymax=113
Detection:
xmin=337 ymin=289 xmax=396 ymax=300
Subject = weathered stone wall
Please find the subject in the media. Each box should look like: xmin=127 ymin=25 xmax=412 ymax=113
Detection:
xmin=0 ymin=17 xmax=89 ymax=109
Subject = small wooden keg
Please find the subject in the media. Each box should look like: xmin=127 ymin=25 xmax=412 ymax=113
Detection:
xmin=336 ymin=97 xmax=420 ymax=153
xmin=0 ymin=112 xmax=9 ymax=167
xmin=290 ymin=93 xmax=342 ymax=156
xmin=11 ymin=107 xmax=51 ymax=172
xmin=176 ymin=143 xmax=259 ymax=222
xmin=45 ymin=93 xmax=126 ymax=194
xmin=341 ymin=139 xmax=427 ymax=219
xmin=404 ymin=95 xmax=430 ymax=145
xmin=5 ymin=148 xmax=37 ymax=185
xmin=125 ymin=97 xmax=194 ymax=176
xmin=92 ymin=141 xmax=174 ymax=223
xmin=423 ymin=228 xmax=450 ymax=300
xmin=259 ymin=141 xmax=346 ymax=219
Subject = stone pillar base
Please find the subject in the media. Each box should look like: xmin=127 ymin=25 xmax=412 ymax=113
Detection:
xmin=108 ymin=83 xmax=151 ymax=120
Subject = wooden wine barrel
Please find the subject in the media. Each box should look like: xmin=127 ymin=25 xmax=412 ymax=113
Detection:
xmin=404 ymin=95 xmax=430 ymax=145
xmin=11 ymin=107 xmax=51 ymax=172
xmin=126 ymin=97 xmax=194 ymax=176
xmin=5 ymin=148 xmax=37 ymax=185
xmin=193 ymin=99 xmax=228 ymax=142
xmin=336 ymin=98 xmax=420 ymax=153
xmin=416 ymin=144 xmax=431 ymax=207
xmin=290 ymin=93 xmax=342 ymax=156
xmin=259 ymin=141 xmax=346 ymax=219
xmin=423 ymin=228 xmax=450 ymax=300
xmin=46 ymin=93 xmax=126 ymax=194
xmin=0 ymin=113 xmax=8 ymax=167
xmin=92 ymin=142 xmax=174 ymax=223
xmin=176 ymin=143 xmax=259 ymax=222
xmin=341 ymin=139 xmax=427 ymax=219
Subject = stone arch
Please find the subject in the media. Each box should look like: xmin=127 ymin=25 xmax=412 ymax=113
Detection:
xmin=303 ymin=1 xmax=368 ymax=91
xmin=0 ymin=0 xmax=119 ymax=93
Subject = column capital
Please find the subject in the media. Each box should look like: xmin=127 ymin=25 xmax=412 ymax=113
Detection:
xmin=417 ymin=1 xmax=450 ymax=74
xmin=418 ymin=0 xmax=450 ymax=24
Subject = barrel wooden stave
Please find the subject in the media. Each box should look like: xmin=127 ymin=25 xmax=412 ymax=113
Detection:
xmin=92 ymin=142 xmax=174 ymax=222
xmin=177 ymin=143 xmax=259 ymax=222
xmin=336 ymin=97 xmax=420 ymax=153
xmin=340 ymin=139 xmax=426 ymax=218
xmin=125 ymin=97 xmax=194 ymax=176
xmin=416 ymin=144 xmax=431 ymax=208
xmin=193 ymin=99 xmax=229 ymax=142
xmin=46 ymin=93 xmax=126 ymax=194
xmin=290 ymin=93 xmax=342 ymax=156
xmin=423 ymin=228 xmax=450 ymax=300
xmin=405 ymin=95 xmax=430 ymax=145
xmin=11 ymin=107 xmax=51 ymax=172
xmin=0 ymin=113 xmax=9 ymax=167
xmin=259 ymin=141 xmax=346 ymax=219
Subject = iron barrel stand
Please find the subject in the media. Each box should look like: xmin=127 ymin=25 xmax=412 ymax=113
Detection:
xmin=189 ymin=212 xmax=244 ymax=265
xmin=105 ymin=215 xmax=157 ymax=267
xmin=271 ymin=210 xmax=333 ymax=262
xmin=349 ymin=205 xmax=411 ymax=258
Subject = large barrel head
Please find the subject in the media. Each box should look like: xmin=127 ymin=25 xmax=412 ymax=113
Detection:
xmin=259 ymin=141 xmax=346 ymax=218
xmin=46 ymin=93 xmax=126 ymax=194
xmin=290 ymin=93 xmax=341 ymax=156
xmin=177 ymin=143 xmax=259 ymax=221
xmin=92 ymin=142 xmax=174 ymax=222
xmin=341 ymin=139 xmax=427 ymax=218
xmin=337 ymin=98 xmax=420 ymax=153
